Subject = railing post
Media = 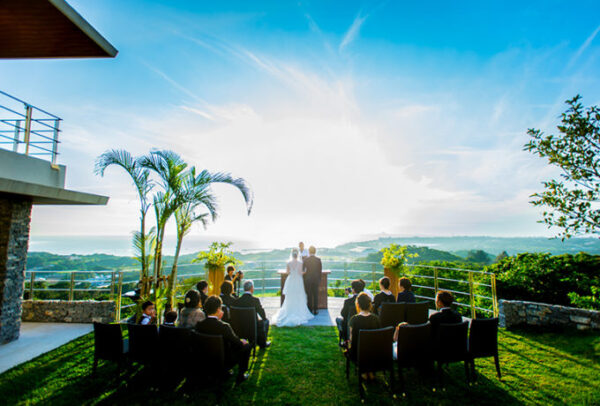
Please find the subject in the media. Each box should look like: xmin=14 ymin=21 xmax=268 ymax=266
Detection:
xmin=115 ymin=272 xmax=123 ymax=322
xmin=491 ymin=273 xmax=499 ymax=318
xmin=262 ymin=263 xmax=266 ymax=295
xmin=371 ymin=263 xmax=376 ymax=291
xmin=434 ymin=267 xmax=439 ymax=300
xmin=69 ymin=272 xmax=75 ymax=301
xmin=110 ymin=271 xmax=116 ymax=299
xmin=23 ymin=105 xmax=32 ymax=155
xmin=29 ymin=271 xmax=35 ymax=300
xmin=51 ymin=119 xmax=60 ymax=167
xmin=13 ymin=119 xmax=21 ymax=152
xmin=343 ymin=262 xmax=347 ymax=282
xmin=468 ymin=271 xmax=475 ymax=319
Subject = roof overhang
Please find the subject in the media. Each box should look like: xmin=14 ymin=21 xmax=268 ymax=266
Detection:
xmin=0 ymin=178 xmax=109 ymax=205
xmin=0 ymin=0 xmax=118 ymax=59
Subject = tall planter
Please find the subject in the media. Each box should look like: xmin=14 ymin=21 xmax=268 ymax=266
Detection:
xmin=384 ymin=267 xmax=400 ymax=299
xmin=207 ymin=265 xmax=225 ymax=296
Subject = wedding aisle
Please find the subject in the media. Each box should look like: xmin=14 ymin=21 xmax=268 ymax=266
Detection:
xmin=259 ymin=296 xmax=344 ymax=326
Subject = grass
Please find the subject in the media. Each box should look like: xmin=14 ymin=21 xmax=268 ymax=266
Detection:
xmin=0 ymin=326 xmax=599 ymax=405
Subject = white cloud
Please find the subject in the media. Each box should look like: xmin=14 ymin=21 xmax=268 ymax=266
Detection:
xmin=339 ymin=12 xmax=368 ymax=52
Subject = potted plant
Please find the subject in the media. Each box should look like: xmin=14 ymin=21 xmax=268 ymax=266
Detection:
xmin=193 ymin=242 xmax=242 ymax=295
xmin=380 ymin=244 xmax=416 ymax=297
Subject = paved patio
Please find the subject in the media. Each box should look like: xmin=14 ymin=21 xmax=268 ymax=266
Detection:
xmin=0 ymin=322 xmax=93 ymax=374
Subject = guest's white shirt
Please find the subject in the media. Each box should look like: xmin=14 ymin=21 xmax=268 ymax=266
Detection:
xmin=140 ymin=314 xmax=152 ymax=325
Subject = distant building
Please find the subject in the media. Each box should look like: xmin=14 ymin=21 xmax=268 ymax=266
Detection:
xmin=0 ymin=0 xmax=117 ymax=343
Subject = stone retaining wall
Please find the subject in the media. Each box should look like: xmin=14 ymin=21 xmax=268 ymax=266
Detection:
xmin=21 ymin=300 xmax=116 ymax=323
xmin=499 ymin=299 xmax=600 ymax=331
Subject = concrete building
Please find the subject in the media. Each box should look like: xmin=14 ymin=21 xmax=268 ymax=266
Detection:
xmin=0 ymin=0 xmax=117 ymax=342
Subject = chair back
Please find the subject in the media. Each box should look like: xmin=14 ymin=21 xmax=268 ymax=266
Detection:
xmin=127 ymin=324 xmax=159 ymax=363
xmin=189 ymin=332 xmax=226 ymax=377
xmin=405 ymin=302 xmax=429 ymax=324
xmin=158 ymin=325 xmax=191 ymax=370
xmin=357 ymin=326 xmax=394 ymax=373
xmin=229 ymin=306 xmax=257 ymax=345
xmin=469 ymin=318 xmax=499 ymax=358
xmin=435 ymin=321 xmax=469 ymax=363
xmin=93 ymin=322 xmax=125 ymax=361
xmin=379 ymin=303 xmax=406 ymax=328
xmin=396 ymin=322 xmax=432 ymax=367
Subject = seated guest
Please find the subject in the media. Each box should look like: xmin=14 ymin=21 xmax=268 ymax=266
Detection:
xmin=162 ymin=310 xmax=178 ymax=327
xmin=224 ymin=265 xmax=242 ymax=297
xmin=336 ymin=279 xmax=364 ymax=344
xmin=220 ymin=280 xmax=237 ymax=322
xmin=195 ymin=296 xmax=251 ymax=384
xmin=358 ymin=279 xmax=374 ymax=300
xmin=373 ymin=276 xmax=396 ymax=315
xmin=196 ymin=280 xmax=209 ymax=307
xmin=396 ymin=277 xmax=416 ymax=303
xmin=235 ymin=280 xmax=271 ymax=348
xmin=140 ymin=300 xmax=156 ymax=325
xmin=429 ymin=290 xmax=462 ymax=333
xmin=178 ymin=289 xmax=206 ymax=329
xmin=348 ymin=292 xmax=381 ymax=380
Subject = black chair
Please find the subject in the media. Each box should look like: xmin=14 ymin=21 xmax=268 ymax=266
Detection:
xmin=188 ymin=331 xmax=226 ymax=401
xmin=405 ymin=302 xmax=429 ymax=325
xmin=396 ymin=322 xmax=434 ymax=395
xmin=379 ymin=303 xmax=406 ymax=328
xmin=346 ymin=326 xmax=395 ymax=401
xmin=127 ymin=324 xmax=159 ymax=366
xmin=229 ymin=306 xmax=258 ymax=357
xmin=433 ymin=321 xmax=470 ymax=387
xmin=158 ymin=325 xmax=191 ymax=376
xmin=92 ymin=322 xmax=128 ymax=375
xmin=468 ymin=318 xmax=501 ymax=381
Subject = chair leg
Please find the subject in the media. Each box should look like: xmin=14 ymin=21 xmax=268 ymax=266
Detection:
xmin=470 ymin=359 xmax=477 ymax=382
xmin=389 ymin=366 xmax=395 ymax=397
xmin=358 ymin=371 xmax=365 ymax=401
xmin=346 ymin=356 xmax=350 ymax=380
xmin=398 ymin=366 xmax=405 ymax=396
xmin=436 ymin=362 xmax=444 ymax=389
xmin=464 ymin=360 xmax=470 ymax=384
xmin=494 ymin=354 xmax=502 ymax=379
xmin=92 ymin=358 xmax=98 ymax=376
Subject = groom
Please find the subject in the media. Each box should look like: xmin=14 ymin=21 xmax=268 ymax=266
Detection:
xmin=303 ymin=246 xmax=322 ymax=315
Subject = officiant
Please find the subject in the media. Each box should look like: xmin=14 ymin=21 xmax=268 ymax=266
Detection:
xmin=298 ymin=241 xmax=309 ymax=261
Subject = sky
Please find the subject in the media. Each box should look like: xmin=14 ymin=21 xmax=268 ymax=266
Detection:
xmin=1 ymin=0 xmax=599 ymax=251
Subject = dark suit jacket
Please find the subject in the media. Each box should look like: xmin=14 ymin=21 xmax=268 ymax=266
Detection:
xmin=220 ymin=293 xmax=237 ymax=309
xmin=200 ymin=291 xmax=208 ymax=307
xmin=303 ymin=255 xmax=322 ymax=283
xmin=195 ymin=317 xmax=243 ymax=352
xmin=341 ymin=294 xmax=358 ymax=322
xmin=429 ymin=308 xmax=462 ymax=328
xmin=396 ymin=291 xmax=416 ymax=303
xmin=235 ymin=293 xmax=267 ymax=321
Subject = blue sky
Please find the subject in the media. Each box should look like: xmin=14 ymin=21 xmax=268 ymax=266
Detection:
xmin=1 ymin=1 xmax=599 ymax=250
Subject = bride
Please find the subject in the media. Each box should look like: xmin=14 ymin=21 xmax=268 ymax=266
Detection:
xmin=273 ymin=249 xmax=315 ymax=327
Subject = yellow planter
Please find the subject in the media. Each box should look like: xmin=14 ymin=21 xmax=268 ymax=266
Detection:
xmin=207 ymin=266 xmax=225 ymax=296
xmin=384 ymin=267 xmax=400 ymax=299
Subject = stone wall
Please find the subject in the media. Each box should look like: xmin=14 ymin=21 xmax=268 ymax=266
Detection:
xmin=499 ymin=299 xmax=600 ymax=331
xmin=21 ymin=300 xmax=116 ymax=323
xmin=0 ymin=195 xmax=32 ymax=343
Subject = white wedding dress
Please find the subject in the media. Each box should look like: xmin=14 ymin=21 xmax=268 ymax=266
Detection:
xmin=273 ymin=258 xmax=314 ymax=327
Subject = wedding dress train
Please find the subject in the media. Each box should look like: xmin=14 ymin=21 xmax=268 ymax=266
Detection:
xmin=273 ymin=258 xmax=314 ymax=327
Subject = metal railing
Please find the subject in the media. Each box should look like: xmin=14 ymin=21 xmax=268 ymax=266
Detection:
xmin=0 ymin=90 xmax=62 ymax=166
xmin=24 ymin=260 xmax=499 ymax=321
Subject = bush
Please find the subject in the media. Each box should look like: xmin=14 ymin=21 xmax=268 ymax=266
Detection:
xmin=487 ymin=252 xmax=600 ymax=310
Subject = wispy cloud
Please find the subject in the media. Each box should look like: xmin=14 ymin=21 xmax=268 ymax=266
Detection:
xmin=339 ymin=12 xmax=368 ymax=52
xmin=142 ymin=62 xmax=207 ymax=103
xmin=567 ymin=23 xmax=600 ymax=69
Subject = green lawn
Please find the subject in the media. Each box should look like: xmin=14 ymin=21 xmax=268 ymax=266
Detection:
xmin=1 ymin=326 xmax=599 ymax=405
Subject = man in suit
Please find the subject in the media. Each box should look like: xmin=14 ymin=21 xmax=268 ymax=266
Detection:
xmin=195 ymin=296 xmax=251 ymax=384
xmin=335 ymin=280 xmax=364 ymax=345
xmin=429 ymin=290 xmax=463 ymax=333
xmin=235 ymin=280 xmax=271 ymax=348
xmin=302 ymin=246 xmax=322 ymax=315
xmin=196 ymin=280 xmax=209 ymax=307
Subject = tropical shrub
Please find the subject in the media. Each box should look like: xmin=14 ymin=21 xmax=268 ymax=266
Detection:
xmin=487 ymin=252 xmax=600 ymax=310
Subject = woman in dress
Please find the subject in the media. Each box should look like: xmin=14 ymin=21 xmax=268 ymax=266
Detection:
xmin=372 ymin=276 xmax=395 ymax=314
xmin=273 ymin=249 xmax=315 ymax=327
xmin=178 ymin=289 xmax=206 ymax=329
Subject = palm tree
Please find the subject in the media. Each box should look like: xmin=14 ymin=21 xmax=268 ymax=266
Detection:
xmin=95 ymin=150 xmax=154 ymax=295
xmin=166 ymin=167 xmax=254 ymax=306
